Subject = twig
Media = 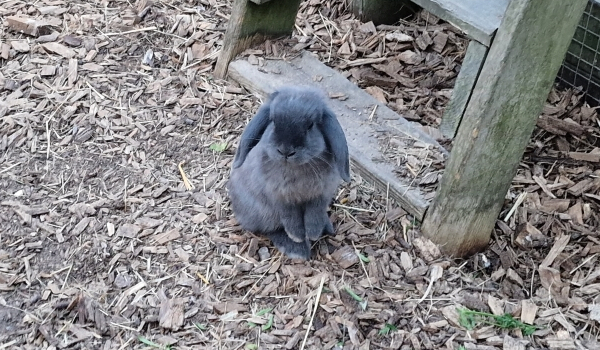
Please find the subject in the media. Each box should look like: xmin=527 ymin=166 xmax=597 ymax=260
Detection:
xmin=178 ymin=161 xmax=195 ymax=190
xmin=123 ymin=178 xmax=128 ymax=211
xmin=300 ymin=276 xmax=325 ymax=350
xmin=317 ymin=11 xmax=335 ymax=63
xmin=0 ymin=340 xmax=18 ymax=349
xmin=332 ymin=203 xmax=375 ymax=213
xmin=503 ymin=192 xmax=527 ymax=222
xmin=368 ymin=104 xmax=378 ymax=122
xmin=242 ymin=257 xmax=278 ymax=301
xmin=352 ymin=241 xmax=373 ymax=288
xmin=61 ymin=264 xmax=73 ymax=291
xmin=196 ymin=272 xmax=210 ymax=285
xmin=0 ymin=162 xmax=21 ymax=174
xmin=102 ymin=26 xmax=157 ymax=36
xmin=570 ymin=253 xmax=598 ymax=275
xmin=86 ymin=81 xmax=106 ymax=100
xmin=417 ymin=264 xmax=443 ymax=304
xmin=45 ymin=94 xmax=71 ymax=159
xmin=294 ymin=23 xmax=307 ymax=36
xmin=180 ymin=50 xmax=220 ymax=71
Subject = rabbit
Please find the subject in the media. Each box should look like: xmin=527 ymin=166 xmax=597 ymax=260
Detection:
xmin=227 ymin=86 xmax=350 ymax=260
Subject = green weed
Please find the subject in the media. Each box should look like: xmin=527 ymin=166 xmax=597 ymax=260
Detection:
xmin=457 ymin=308 xmax=537 ymax=335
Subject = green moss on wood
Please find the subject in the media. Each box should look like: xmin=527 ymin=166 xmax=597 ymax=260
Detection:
xmin=422 ymin=0 xmax=588 ymax=258
xmin=240 ymin=0 xmax=302 ymax=38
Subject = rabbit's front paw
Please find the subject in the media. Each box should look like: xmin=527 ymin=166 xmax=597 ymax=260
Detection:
xmin=323 ymin=220 xmax=334 ymax=236
xmin=304 ymin=207 xmax=331 ymax=241
xmin=283 ymin=224 xmax=305 ymax=243
xmin=281 ymin=210 xmax=305 ymax=243
xmin=266 ymin=230 xmax=311 ymax=260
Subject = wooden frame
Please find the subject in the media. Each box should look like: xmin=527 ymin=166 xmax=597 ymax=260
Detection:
xmin=214 ymin=0 xmax=302 ymax=79
xmin=421 ymin=0 xmax=587 ymax=256
xmin=215 ymin=0 xmax=587 ymax=257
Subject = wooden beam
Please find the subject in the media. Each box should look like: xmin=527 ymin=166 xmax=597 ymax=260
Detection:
xmin=439 ymin=40 xmax=487 ymax=139
xmin=228 ymin=52 xmax=448 ymax=220
xmin=421 ymin=0 xmax=587 ymax=257
xmin=409 ymin=0 xmax=510 ymax=46
xmin=214 ymin=0 xmax=302 ymax=79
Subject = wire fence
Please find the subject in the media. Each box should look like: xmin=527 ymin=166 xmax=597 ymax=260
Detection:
xmin=556 ymin=0 xmax=600 ymax=106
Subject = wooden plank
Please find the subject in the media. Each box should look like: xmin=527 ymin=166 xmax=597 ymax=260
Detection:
xmin=421 ymin=0 xmax=588 ymax=257
xmin=228 ymin=52 xmax=448 ymax=220
xmin=439 ymin=40 xmax=487 ymax=139
xmin=214 ymin=0 xmax=301 ymax=79
xmin=410 ymin=0 xmax=510 ymax=46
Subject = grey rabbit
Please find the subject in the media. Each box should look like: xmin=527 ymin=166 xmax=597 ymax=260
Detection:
xmin=227 ymin=86 xmax=350 ymax=260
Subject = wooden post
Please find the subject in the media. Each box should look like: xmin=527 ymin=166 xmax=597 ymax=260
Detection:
xmin=439 ymin=40 xmax=487 ymax=139
xmin=422 ymin=0 xmax=587 ymax=257
xmin=214 ymin=0 xmax=302 ymax=79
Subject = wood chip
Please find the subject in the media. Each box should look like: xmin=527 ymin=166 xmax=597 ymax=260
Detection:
xmin=116 ymin=224 xmax=141 ymax=238
xmin=41 ymin=42 xmax=76 ymax=58
xmin=385 ymin=32 xmax=413 ymax=42
xmin=10 ymin=40 xmax=30 ymax=53
xmin=6 ymin=16 xmax=50 ymax=37
xmin=398 ymin=50 xmax=422 ymax=65
xmin=520 ymin=299 xmax=538 ymax=325
xmin=159 ymin=298 xmax=185 ymax=331
xmin=331 ymin=245 xmax=359 ymax=269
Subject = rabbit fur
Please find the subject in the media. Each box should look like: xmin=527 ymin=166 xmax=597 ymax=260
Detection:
xmin=227 ymin=86 xmax=350 ymax=260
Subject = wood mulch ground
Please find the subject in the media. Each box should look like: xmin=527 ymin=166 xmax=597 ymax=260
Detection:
xmin=1 ymin=1 xmax=599 ymax=349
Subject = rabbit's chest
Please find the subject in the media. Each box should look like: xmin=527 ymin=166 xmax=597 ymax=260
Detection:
xmin=264 ymin=164 xmax=335 ymax=203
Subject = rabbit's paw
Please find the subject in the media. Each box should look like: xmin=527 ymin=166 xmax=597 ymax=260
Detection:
xmin=305 ymin=214 xmax=331 ymax=241
xmin=266 ymin=231 xmax=311 ymax=260
xmin=282 ymin=224 xmax=305 ymax=243
xmin=281 ymin=210 xmax=305 ymax=243
xmin=323 ymin=220 xmax=334 ymax=236
xmin=304 ymin=203 xmax=331 ymax=241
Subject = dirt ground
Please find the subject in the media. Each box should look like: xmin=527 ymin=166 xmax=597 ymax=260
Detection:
xmin=1 ymin=1 xmax=600 ymax=349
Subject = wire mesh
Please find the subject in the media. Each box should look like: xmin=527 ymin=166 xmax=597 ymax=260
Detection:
xmin=556 ymin=0 xmax=600 ymax=106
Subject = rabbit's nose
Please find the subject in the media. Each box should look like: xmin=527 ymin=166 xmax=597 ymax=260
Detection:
xmin=277 ymin=148 xmax=296 ymax=158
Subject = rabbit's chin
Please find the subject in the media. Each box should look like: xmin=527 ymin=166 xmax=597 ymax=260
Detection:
xmin=267 ymin=154 xmax=318 ymax=167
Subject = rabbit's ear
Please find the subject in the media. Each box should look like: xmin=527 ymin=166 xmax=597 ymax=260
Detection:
xmin=322 ymin=107 xmax=350 ymax=182
xmin=232 ymin=103 xmax=272 ymax=168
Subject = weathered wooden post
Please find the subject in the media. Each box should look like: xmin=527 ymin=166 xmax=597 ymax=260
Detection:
xmin=421 ymin=0 xmax=587 ymax=257
xmin=214 ymin=0 xmax=302 ymax=79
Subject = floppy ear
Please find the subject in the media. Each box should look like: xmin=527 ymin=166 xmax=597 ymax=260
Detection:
xmin=232 ymin=102 xmax=272 ymax=168
xmin=322 ymin=107 xmax=350 ymax=182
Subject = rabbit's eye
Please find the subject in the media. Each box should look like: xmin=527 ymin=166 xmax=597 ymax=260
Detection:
xmin=308 ymin=122 xmax=314 ymax=129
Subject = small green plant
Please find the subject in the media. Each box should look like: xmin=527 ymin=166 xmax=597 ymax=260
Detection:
xmin=261 ymin=314 xmax=274 ymax=331
xmin=358 ymin=252 xmax=370 ymax=263
xmin=458 ymin=346 xmax=466 ymax=350
xmin=378 ymin=323 xmax=398 ymax=335
xmin=256 ymin=307 xmax=273 ymax=316
xmin=247 ymin=307 xmax=274 ymax=330
xmin=457 ymin=308 xmax=537 ymax=335
xmin=344 ymin=286 xmax=368 ymax=310
xmin=209 ymin=141 xmax=227 ymax=152
xmin=138 ymin=336 xmax=171 ymax=350
xmin=193 ymin=322 xmax=207 ymax=331
xmin=245 ymin=343 xmax=258 ymax=350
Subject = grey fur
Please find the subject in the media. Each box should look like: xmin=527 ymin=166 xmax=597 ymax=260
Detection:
xmin=227 ymin=86 xmax=350 ymax=260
